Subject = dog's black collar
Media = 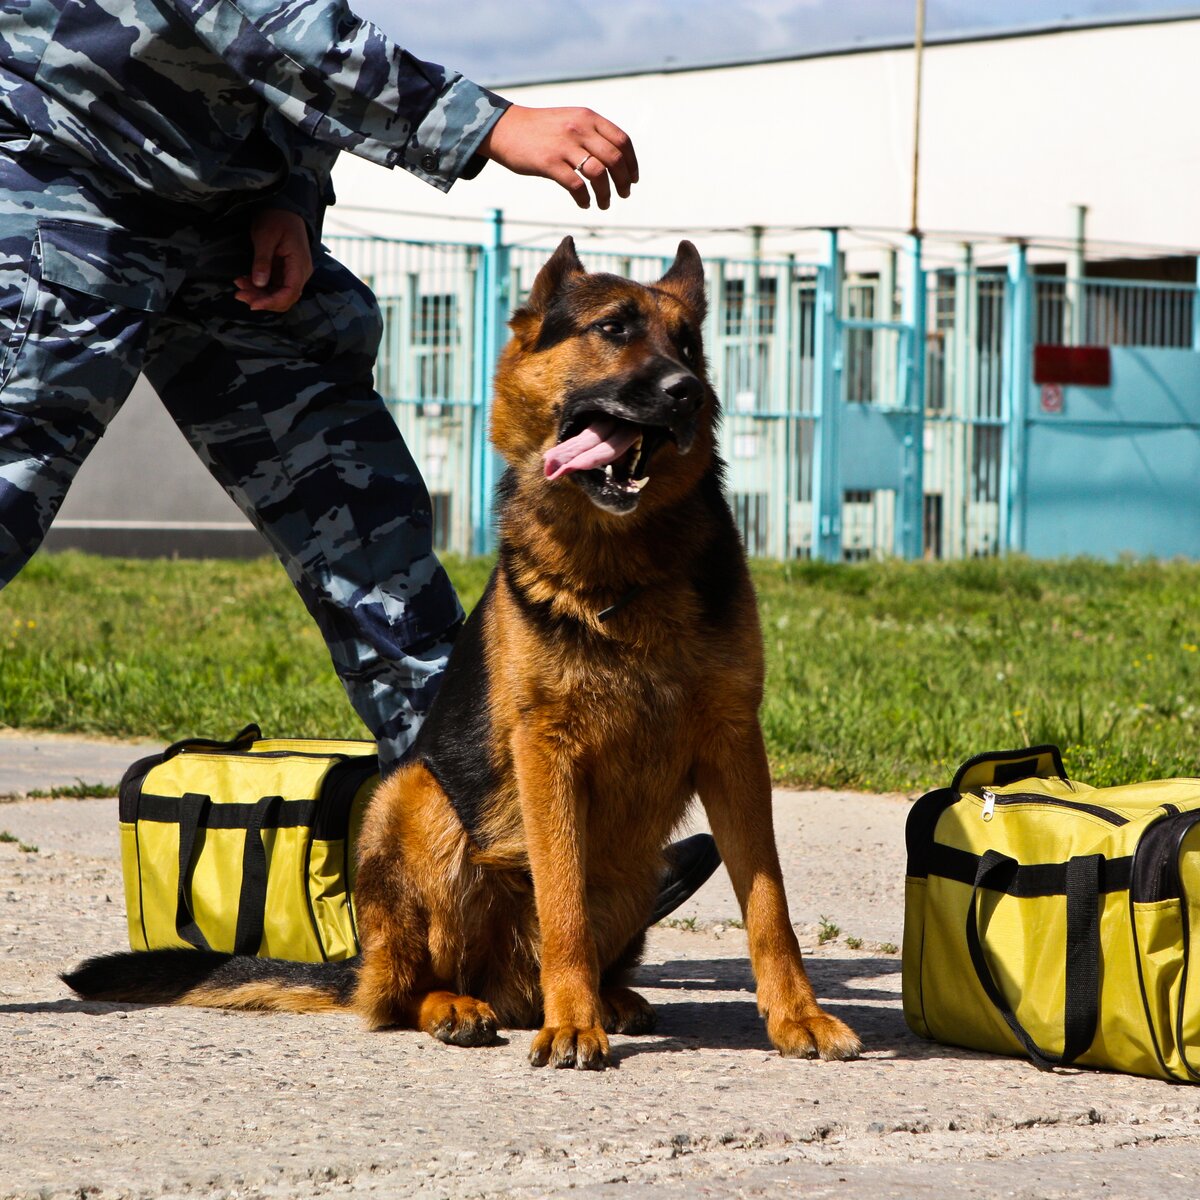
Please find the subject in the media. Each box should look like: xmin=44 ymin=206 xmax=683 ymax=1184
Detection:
xmin=500 ymin=547 xmax=644 ymax=627
xmin=597 ymin=585 xmax=645 ymax=623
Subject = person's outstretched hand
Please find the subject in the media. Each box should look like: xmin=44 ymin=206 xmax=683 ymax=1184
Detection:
xmin=479 ymin=104 xmax=639 ymax=210
xmin=235 ymin=209 xmax=314 ymax=312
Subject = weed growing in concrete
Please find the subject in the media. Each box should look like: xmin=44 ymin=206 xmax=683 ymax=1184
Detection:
xmin=25 ymin=780 xmax=118 ymax=799
xmin=0 ymin=830 xmax=37 ymax=853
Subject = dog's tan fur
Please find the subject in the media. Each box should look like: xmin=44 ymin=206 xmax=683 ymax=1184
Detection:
xmin=66 ymin=240 xmax=860 ymax=1070
xmin=348 ymin=239 xmax=860 ymax=1067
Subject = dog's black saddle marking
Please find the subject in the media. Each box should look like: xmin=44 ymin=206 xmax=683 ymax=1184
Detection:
xmin=412 ymin=576 xmax=499 ymax=844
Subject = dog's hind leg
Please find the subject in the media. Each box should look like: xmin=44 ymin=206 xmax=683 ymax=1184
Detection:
xmin=695 ymin=725 xmax=862 ymax=1062
xmin=599 ymin=931 xmax=656 ymax=1035
xmin=406 ymin=989 xmax=501 ymax=1047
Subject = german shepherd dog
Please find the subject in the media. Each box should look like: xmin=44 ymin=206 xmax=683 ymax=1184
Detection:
xmin=66 ymin=240 xmax=861 ymax=1070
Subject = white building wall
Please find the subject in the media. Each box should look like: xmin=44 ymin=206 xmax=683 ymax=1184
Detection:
xmin=329 ymin=19 xmax=1200 ymax=263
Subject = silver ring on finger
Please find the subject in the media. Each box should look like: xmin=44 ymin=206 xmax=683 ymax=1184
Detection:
xmin=575 ymin=154 xmax=592 ymax=173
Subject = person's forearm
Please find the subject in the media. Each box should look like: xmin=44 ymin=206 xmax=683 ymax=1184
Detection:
xmin=168 ymin=0 xmax=508 ymax=190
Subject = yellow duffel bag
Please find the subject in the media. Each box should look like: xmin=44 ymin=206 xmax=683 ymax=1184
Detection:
xmin=903 ymin=745 xmax=1200 ymax=1082
xmin=118 ymin=725 xmax=378 ymax=963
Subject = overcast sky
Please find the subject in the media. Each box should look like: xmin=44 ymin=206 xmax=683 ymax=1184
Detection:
xmin=352 ymin=0 xmax=1199 ymax=84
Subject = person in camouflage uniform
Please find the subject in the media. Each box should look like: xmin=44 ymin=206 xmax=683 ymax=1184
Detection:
xmin=0 ymin=0 xmax=639 ymax=771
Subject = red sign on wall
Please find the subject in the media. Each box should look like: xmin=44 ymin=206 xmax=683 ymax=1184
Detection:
xmin=1033 ymin=344 xmax=1111 ymax=387
xmin=1040 ymin=383 xmax=1064 ymax=414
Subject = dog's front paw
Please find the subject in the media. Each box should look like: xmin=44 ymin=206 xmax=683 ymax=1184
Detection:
xmin=529 ymin=1023 xmax=611 ymax=1070
xmin=769 ymin=1010 xmax=862 ymax=1061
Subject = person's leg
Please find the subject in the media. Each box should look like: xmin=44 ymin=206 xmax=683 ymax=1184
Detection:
xmin=0 ymin=168 xmax=161 ymax=582
xmin=144 ymin=237 xmax=462 ymax=772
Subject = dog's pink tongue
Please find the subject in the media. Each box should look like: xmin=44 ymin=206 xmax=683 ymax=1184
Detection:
xmin=544 ymin=419 xmax=640 ymax=481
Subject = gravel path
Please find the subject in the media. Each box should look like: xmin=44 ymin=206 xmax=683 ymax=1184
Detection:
xmin=1 ymin=736 xmax=1198 ymax=1198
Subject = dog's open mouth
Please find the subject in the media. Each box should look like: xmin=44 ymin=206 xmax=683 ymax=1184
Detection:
xmin=543 ymin=414 xmax=675 ymax=511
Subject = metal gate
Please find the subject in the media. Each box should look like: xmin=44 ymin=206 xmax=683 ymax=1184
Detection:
xmin=808 ymin=232 xmax=925 ymax=561
xmin=326 ymin=224 xmax=1198 ymax=562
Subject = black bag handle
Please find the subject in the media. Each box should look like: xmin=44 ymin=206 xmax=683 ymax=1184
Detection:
xmin=232 ymin=794 xmax=283 ymax=957
xmin=965 ymin=848 xmax=1102 ymax=1070
xmin=162 ymin=723 xmax=262 ymax=763
xmin=175 ymin=792 xmax=213 ymax=951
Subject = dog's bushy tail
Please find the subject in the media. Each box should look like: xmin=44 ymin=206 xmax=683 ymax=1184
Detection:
xmin=62 ymin=950 xmax=359 ymax=1014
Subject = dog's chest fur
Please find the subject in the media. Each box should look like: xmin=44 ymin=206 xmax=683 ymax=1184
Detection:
xmin=413 ymin=468 xmax=756 ymax=856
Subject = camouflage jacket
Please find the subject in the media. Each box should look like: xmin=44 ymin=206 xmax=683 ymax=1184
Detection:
xmin=0 ymin=0 xmax=508 ymax=223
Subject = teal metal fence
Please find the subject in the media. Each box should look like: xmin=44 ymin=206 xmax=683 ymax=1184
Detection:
xmin=323 ymin=223 xmax=1200 ymax=562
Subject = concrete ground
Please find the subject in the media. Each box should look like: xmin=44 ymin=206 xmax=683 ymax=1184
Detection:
xmin=1 ymin=733 xmax=1199 ymax=1199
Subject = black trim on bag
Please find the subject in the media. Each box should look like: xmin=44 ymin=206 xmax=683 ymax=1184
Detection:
xmin=1131 ymin=806 xmax=1200 ymax=903
xmin=119 ymin=757 xmax=158 ymax=824
xmin=1126 ymin=813 xmax=1183 ymax=1082
xmin=312 ymin=758 xmax=379 ymax=840
xmin=906 ymin=787 xmax=958 ymax=878
xmin=926 ymin=842 xmax=1132 ymax=897
xmin=303 ymin=757 xmax=379 ymax=961
xmin=118 ymin=725 xmax=262 ymax=822
xmin=161 ymin=724 xmax=262 ymax=762
xmin=135 ymin=793 xmax=319 ymax=829
xmin=1129 ymin=805 xmax=1200 ymax=1082
xmin=950 ymin=744 xmax=1067 ymax=795
xmin=1177 ymin=868 xmax=1200 ymax=1083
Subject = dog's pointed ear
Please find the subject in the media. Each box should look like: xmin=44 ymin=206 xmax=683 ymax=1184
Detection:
xmin=525 ymin=236 xmax=585 ymax=315
xmin=657 ymin=240 xmax=706 ymax=320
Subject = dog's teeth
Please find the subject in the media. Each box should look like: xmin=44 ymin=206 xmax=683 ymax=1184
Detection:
xmin=629 ymin=477 xmax=648 ymax=492
xmin=604 ymin=464 xmax=614 ymax=480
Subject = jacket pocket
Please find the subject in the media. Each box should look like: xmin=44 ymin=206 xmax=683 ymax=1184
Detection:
xmin=36 ymin=219 xmax=171 ymax=313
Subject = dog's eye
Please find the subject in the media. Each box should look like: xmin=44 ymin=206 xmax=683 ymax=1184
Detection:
xmin=595 ymin=319 xmax=626 ymax=339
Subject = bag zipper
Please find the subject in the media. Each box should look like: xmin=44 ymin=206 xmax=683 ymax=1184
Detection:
xmin=978 ymin=788 xmax=1129 ymax=826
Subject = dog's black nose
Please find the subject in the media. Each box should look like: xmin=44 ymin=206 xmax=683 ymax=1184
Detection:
xmin=661 ymin=371 xmax=704 ymax=416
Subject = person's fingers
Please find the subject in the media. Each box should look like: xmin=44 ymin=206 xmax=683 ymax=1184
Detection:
xmin=577 ymin=137 xmax=632 ymax=200
xmin=250 ymin=231 xmax=279 ymax=290
xmin=591 ymin=114 xmax=639 ymax=184
xmin=547 ymin=162 xmax=591 ymax=209
xmin=270 ymin=250 xmax=307 ymax=311
xmin=578 ymin=155 xmax=612 ymax=210
xmin=233 ymin=235 xmax=311 ymax=312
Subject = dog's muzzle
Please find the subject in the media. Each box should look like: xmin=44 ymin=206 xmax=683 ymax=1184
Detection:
xmin=543 ymin=371 xmax=706 ymax=514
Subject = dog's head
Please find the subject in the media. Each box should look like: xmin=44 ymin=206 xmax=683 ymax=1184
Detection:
xmin=492 ymin=238 xmax=715 ymax=518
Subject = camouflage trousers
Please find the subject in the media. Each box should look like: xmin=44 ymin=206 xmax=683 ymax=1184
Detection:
xmin=0 ymin=153 xmax=463 ymax=773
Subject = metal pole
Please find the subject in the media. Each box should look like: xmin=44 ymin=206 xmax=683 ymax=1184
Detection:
xmin=812 ymin=229 xmax=843 ymax=562
xmin=909 ymin=0 xmax=927 ymax=235
xmin=1192 ymin=255 xmax=1200 ymax=352
xmin=749 ymin=224 xmax=764 ymax=410
xmin=1000 ymin=242 xmax=1031 ymax=554
xmin=898 ymin=234 xmax=926 ymax=559
xmin=471 ymin=207 xmax=508 ymax=555
xmin=1068 ymin=203 xmax=1088 ymax=345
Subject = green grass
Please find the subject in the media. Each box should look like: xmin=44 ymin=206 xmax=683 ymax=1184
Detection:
xmin=755 ymin=556 xmax=1200 ymax=791
xmin=0 ymin=551 xmax=1198 ymax=793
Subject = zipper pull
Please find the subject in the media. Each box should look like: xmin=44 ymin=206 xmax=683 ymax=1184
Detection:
xmin=981 ymin=789 xmax=996 ymax=821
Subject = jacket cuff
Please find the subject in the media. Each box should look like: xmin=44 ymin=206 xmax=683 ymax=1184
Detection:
xmin=398 ymin=79 xmax=509 ymax=192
